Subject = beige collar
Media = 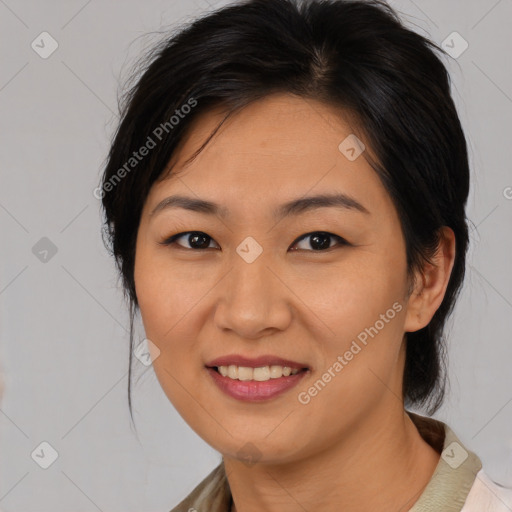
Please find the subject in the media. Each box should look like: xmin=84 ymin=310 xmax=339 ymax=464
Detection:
xmin=407 ymin=411 xmax=482 ymax=511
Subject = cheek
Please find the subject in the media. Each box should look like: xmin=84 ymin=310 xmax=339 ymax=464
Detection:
xmin=301 ymin=250 xmax=406 ymax=341
xmin=299 ymin=249 xmax=407 ymax=402
xmin=134 ymin=244 xmax=213 ymax=335
xmin=134 ymin=252 xmax=209 ymax=410
xmin=134 ymin=248 xmax=219 ymax=407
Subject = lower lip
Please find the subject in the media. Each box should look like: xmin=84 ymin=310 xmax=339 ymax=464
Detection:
xmin=206 ymin=367 xmax=309 ymax=402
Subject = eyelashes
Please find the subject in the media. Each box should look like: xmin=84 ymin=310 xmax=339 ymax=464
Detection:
xmin=160 ymin=231 xmax=218 ymax=250
xmin=158 ymin=230 xmax=350 ymax=252
xmin=290 ymin=232 xmax=350 ymax=251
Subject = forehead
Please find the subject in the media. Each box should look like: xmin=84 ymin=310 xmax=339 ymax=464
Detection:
xmin=148 ymin=93 xmax=392 ymax=218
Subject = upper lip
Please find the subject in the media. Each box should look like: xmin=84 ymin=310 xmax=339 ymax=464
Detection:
xmin=206 ymin=354 xmax=309 ymax=370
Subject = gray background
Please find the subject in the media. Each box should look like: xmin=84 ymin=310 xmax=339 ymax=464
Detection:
xmin=1 ymin=0 xmax=511 ymax=510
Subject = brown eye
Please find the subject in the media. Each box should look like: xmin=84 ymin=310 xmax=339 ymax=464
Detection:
xmin=160 ymin=231 xmax=219 ymax=250
xmin=289 ymin=231 xmax=348 ymax=251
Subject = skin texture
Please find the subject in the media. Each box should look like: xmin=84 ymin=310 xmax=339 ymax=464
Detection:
xmin=134 ymin=93 xmax=456 ymax=512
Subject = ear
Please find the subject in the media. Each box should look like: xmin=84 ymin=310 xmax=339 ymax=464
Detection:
xmin=403 ymin=226 xmax=456 ymax=333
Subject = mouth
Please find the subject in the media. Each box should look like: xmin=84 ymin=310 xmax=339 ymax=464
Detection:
xmin=205 ymin=356 xmax=310 ymax=401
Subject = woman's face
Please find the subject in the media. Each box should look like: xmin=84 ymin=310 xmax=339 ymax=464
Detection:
xmin=134 ymin=93 xmax=420 ymax=463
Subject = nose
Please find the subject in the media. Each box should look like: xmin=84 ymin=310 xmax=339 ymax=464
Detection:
xmin=213 ymin=254 xmax=293 ymax=339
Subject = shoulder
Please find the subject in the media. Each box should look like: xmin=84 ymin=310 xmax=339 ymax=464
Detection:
xmin=462 ymin=469 xmax=512 ymax=512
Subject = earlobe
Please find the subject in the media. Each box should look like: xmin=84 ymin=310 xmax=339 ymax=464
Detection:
xmin=403 ymin=227 xmax=456 ymax=333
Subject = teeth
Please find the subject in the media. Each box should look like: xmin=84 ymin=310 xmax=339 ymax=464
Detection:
xmin=227 ymin=365 xmax=238 ymax=379
xmin=216 ymin=365 xmax=301 ymax=381
xmin=238 ymin=366 xmax=253 ymax=381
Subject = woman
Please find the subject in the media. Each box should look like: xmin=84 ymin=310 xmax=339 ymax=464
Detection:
xmin=99 ymin=0 xmax=512 ymax=510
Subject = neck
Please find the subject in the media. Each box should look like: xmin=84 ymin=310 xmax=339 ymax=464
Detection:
xmin=225 ymin=406 xmax=440 ymax=512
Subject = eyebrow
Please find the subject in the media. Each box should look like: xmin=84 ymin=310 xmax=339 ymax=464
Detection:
xmin=149 ymin=192 xmax=371 ymax=220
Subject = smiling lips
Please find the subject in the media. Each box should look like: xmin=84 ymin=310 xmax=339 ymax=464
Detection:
xmin=206 ymin=354 xmax=310 ymax=401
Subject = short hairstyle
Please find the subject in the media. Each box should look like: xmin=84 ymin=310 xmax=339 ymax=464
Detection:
xmin=100 ymin=0 xmax=470 ymax=420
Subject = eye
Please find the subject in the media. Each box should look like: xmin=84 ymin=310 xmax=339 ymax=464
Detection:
xmin=159 ymin=231 xmax=219 ymax=250
xmin=289 ymin=231 xmax=349 ymax=252
xmin=159 ymin=230 xmax=349 ymax=252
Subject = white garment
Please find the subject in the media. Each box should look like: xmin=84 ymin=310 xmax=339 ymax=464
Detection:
xmin=461 ymin=469 xmax=512 ymax=511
